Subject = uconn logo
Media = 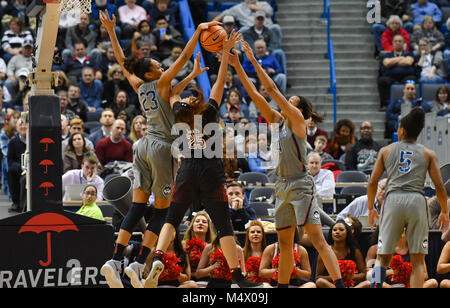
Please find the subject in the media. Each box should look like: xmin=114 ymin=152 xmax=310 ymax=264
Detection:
xmin=367 ymin=0 xmax=381 ymax=24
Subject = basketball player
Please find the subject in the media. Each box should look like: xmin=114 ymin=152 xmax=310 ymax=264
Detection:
xmin=368 ymin=107 xmax=449 ymax=288
xmin=99 ymin=10 xmax=221 ymax=288
xmin=145 ymin=30 xmax=262 ymax=288
xmin=222 ymin=41 xmax=345 ymax=288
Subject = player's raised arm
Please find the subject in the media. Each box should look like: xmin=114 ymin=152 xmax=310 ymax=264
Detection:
xmin=100 ymin=10 xmax=143 ymax=92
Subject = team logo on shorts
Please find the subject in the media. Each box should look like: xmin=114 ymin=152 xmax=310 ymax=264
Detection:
xmin=378 ymin=239 xmax=383 ymax=249
xmin=163 ymin=185 xmax=172 ymax=198
xmin=422 ymin=238 xmax=429 ymax=250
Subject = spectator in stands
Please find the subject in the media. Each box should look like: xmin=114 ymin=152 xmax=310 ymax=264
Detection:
xmin=110 ymin=90 xmax=136 ymax=124
xmin=326 ymin=119 xmax=356 ymax=160
xmin=149 ymin=0 xmax=177 ymax=28
xmin=90 ymin=0 xmax=122 ymax=39
xmin=386 ymin=81 xmax=424 ymax=138
xmin=242 ymin=39 xmax=287 ymax=95
xmin=429 ymin=85 xmax=450 ymax=115
xmin=336 ymin=179 xmax=386 ymax=221
xmin=345 ymin=121 xmax=381 ymax=174
xmin=249 ymin=83 xmax=279 ymax=122
xmin=227 ymin=181 xmax=257 ymax=232
xmin=95 ymin=119 xmax=133 ymax=167
xmin=414 ymin=38 xmax=446 ymax=83
xmin=378 ymin=34 xmax=417 ymax=109
xmin=305 ymin=112 xmax=328 ymax=149
xmin=5 ymin=39 xmax=32 ymax=103
xmin=61 ymin=115 xmax=69 ymax=141
xmin=437 ymin=241 xmax=450 ymax=288
xmin=67 ymin=84 xmax=88 ymax=122
xmin=118 ymin=0 xmax=147 ymax=39
xmin=130 ymin=20 xmax=157 ymax=55
xmin=161 ymin=46 xmax=194 ymax=86
xmin=58 ymin=90 xmax=77 ymax=123
xmin=222 ymin=68 xmax=245 ymax=104
xmin=307 ymin=152 xmax=335 ymax=200
xmin=315 ymin=220 xmax=367 ymax=288
xmin=1 ymin=17 xmax=33 ymax=63
xmin=128 ymin=114 xmax=146 ymax=144
xmin=89 ymin=108 xmax=115 ymax=146
xmin=6 ymin=115 xmax=27 ymax=212
xmin=76 ymin=185 xmax=104 ymax=221
xmin=152 ymin=15 xmax=184 ymax=61
xmin=2 ymin=0 xmax=29 ymax=26
xmin=102 ymin=64 xmax=135 ymax=108
xmin=411 ymin=0 xmax=442 ymax=26
xmin=78 ymin=67 xmax=104 ymax=112
xmin=381 ymin=15 xmax=411 ymax=53
xmin=63 ymin=13 xmax=102 ymax=66
xmin=220 ymin=88 xmax=250 ymax=120
xmin=0 ymin=57 xmax=7 ymax=86
xmin=314 ymin=135 xmax=334 ymax=162
xmin=62 ymin=118 xmax=95 ymax=154
xmin=410 ymin=15 xmax=445 ymax=53
xmin=98 ymin=45 xmax=118 ymax=81
xmin=214 ymin=0 xmax=282 ymax=47
xmin=6 ymin=66 xmax=29 ymax=110
xmin=62 ymin=41 xmax=100 ymax=84
xmin=54 ymin=70 xmax=70 ymax=93
xmin=246 ymin=132 xmax=275 ymax=175
xmin=373 ymin=0 xmax=414 ymax=57
xmin=63 ymin=132 xmax=98 ymax=173
xmin=242 ymin=11 xmax=287 ymax=74
xmin=62 ymin=154 xmax=104 ymax=201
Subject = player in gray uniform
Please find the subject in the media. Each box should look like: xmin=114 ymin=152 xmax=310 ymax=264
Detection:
xmin=99 ymin=10 xmax=222 ymax=288
xmin=226 ymin=41 xmax=345 ymax=288
xmin=368 ymin=107 xmax=449 ymax=288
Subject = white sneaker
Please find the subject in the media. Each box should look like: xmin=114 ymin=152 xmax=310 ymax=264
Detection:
xmin=101 ymin=260 xmax=124 ymax=288
xmin=144 ymin=260 xmax=164 ymax=288
xmin=124 ymin=262 xmax=145 ymax=288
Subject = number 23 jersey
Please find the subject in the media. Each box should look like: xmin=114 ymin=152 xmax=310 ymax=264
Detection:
xmin=384 ymin=141 xmax=427 ymax=195
xmin=138 ymin=81 xmax=175 ymax=143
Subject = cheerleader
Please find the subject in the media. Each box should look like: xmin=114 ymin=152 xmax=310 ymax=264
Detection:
xmin=243 ymin=221 xmax=269 ymax=283
xmin=437 ymin=241 xmax=450 ymax=288
xmin=182 ymin=211 xmax=217 ymax=285
xmin=99 ymin=10 xmax=222 ymax=288
xmin=146 ymin=31 xmax=262 ymax=288
xmin=259 ymin=228 xmax=315 ymax=288
xmin=225 ymin=41 xmax=345 ymax=288
xmin=315 ymin=220 xmax=366 ymax=288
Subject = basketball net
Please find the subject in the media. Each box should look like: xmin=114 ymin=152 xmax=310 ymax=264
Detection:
xmin=58 ymin=0 xmax=91 ymax=14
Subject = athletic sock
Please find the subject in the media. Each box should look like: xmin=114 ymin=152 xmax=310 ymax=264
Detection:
xmin=334 ymin=278 xmax=345 ymax=288
xmin=112 ymin=243 xmax=127 ymax=261
xmin=136 ymin=245 xmax=152 ymax=264
xmin=371 ymin=266 xmax=386 ymax=288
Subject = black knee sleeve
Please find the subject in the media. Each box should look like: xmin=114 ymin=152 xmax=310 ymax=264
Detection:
xmin=120 ymin=202 xmax=147 ymax=233
xmin=146 ymin=207 xmax=169 ymax=235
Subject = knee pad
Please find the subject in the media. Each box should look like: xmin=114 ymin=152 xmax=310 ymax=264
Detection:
xmin=120 ymin=202 xmax=147 ymax=233
xmin=146 ymin=207 xmax=169 ymax=235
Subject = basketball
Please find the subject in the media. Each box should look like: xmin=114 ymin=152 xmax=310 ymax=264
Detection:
xmin=200 ymin=25 xmax=227 ymax=53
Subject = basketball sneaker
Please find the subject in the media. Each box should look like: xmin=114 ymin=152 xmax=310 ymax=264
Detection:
xmin=101 ymin=260 xmax=124 ymax=288
xmin=144 ymin=259 xmax=164 ymax=288
xmin=232 ymin=269 xmax=264 ymax=288
xmin=124 ymin=262 xmax=146 ymax=288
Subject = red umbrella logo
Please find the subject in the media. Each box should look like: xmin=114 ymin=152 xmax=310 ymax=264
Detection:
xmin=18 ymin=213 xmax=79 ymax=267
xmin=40 ymin=182 xmax=54 ymax=196
xmin=39 ymin=160 xmax=54 ymax=174
xmin=40 ymin=138 xmax=55 ymax=152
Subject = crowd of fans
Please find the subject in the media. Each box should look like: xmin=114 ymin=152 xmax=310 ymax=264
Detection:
xmin=0 ymin=0 xmax=448 ymax=288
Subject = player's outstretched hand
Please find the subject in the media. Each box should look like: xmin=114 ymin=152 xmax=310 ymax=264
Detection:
xmin=99 ymin=10 xmax=116 ymax=33
xmin=191 ymin=52 xmax=209 ymax=77
xmin=223 ymin=29 xmax=242 ymax=52
xmin=242 ymin=41 xmax=256 ymax=62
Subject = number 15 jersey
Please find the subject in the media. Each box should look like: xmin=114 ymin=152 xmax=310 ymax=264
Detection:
xmin=138 ymin=81 xmax=175 ymax=143
xmin=384 ymin=141 xmax=427 ymax=195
